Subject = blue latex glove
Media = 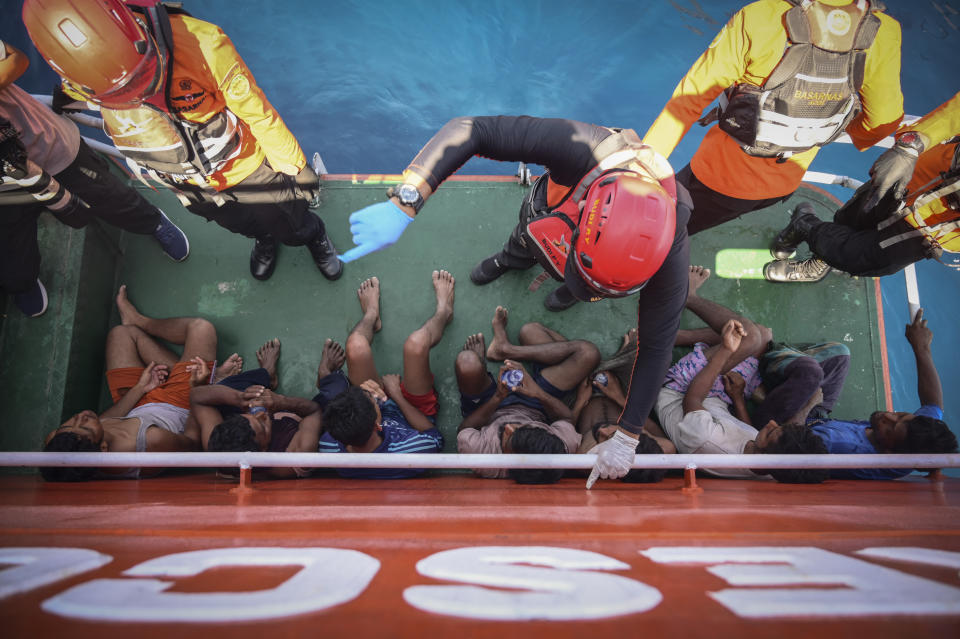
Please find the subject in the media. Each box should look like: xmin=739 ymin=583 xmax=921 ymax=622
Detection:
xmin=340 ymin=200 xmax=414 ymax=263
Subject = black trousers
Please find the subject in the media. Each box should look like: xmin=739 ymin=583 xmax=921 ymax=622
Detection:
xmin=176 ymin=161 xmax=324 ymax=246
xmin=676 ymin=164 xmax=792 ymax=235
xmin=806 ymin=190 xmax=932 ymax=277
xmin=0 ymin=140 xmax=161 ymax=294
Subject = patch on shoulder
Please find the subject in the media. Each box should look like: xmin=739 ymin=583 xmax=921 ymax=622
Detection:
xmin=225 ymin=72 xmax=252 ymax=101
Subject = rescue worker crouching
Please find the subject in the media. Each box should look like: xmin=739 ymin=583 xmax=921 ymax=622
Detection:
xmin=336 ymin=115 xmax=692 ymax=487
xmin=765 ymin=91 xmax=960 ymax=280
xmin=22 ymin=0 xmax=342 ymax=282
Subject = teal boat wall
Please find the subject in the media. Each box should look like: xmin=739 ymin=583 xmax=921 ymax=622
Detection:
xmin=1 ymin=1 xmax=957 ymax=471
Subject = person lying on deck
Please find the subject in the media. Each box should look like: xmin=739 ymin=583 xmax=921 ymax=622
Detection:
xmin=454 ymin=307 xmax=597 ymax=484
xmin=315 ymin=272 xmax=451 ymax=479
xmin=193 ymin=338 xmax=323 ymax=480
xmin=654 ymin=266 xmax=828 ymax=483
xmin=805 ymin=308 xmax=956 ymax=480
xmin=574 ymin=328 xmax=674 ymax=485
xmin=41 ymin=286 xmax=251 ymax=481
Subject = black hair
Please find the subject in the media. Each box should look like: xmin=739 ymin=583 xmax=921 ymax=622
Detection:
xmin=900 ymin=415 xmax=958 ymax=454
xmin=40 ymin=432 xmax=99 ymax=482
xmin=622 ymin=434 xmax=667 ymax=484
xmin=322 ymin=386 xmax=378 ymax=447
xmin=507 ymin=426 xmax=566 ymax=485
xmin=208 ymin=414 xmax=259 ymax=452
xmin=756 ymin=423 xmax=829 ymax=484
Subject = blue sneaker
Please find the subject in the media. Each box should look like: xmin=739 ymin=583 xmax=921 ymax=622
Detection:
xmin=13 ymin=279 xmax=48 ymax=317
xmin=153 ymin=210 xmax=190 ymax=261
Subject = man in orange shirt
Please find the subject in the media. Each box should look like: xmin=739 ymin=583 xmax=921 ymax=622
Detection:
xmin=22 ymin=0 xmax=341 ymax=282
xmin=643 ymin=0 xmax=904 ymax=281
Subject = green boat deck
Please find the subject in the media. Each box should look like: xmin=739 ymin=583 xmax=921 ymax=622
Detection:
xmin=0 ymin=172 xmax=886 ymax=456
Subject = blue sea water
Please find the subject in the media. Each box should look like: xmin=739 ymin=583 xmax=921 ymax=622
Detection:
xmin=4 ymin=0 xmax=958 ymax=461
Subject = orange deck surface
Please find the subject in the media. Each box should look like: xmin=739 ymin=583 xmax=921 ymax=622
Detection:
xmin=1 ymin=474 xmax=959 ymax=637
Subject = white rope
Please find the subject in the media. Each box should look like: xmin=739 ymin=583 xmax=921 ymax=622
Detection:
xmin=2 ymin=452 xmax=958 ymax=470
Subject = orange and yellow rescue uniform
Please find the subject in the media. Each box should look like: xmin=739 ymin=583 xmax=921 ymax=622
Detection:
xmin=643 ymin=0 xmax=904 ymax=233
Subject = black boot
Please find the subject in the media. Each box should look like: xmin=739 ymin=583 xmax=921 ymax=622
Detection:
xmin=470 ymin=252 xmax=511 ymax=285
xmin=307 ymin=233 xmax=343 ymax=281
xmin=770 ymin=202 xmax=822 ymax=260
xmin=544 ymin=284 xmax=579 ymax=311
xmin=250 ymin=236 xmax=278 ymax=281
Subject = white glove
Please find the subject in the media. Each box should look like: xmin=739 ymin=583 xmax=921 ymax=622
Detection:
xmin=586 ymin=429 xmax=638 ymax=489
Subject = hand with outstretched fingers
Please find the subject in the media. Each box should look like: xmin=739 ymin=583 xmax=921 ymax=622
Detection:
xmin=585 ymin=428 xmax=639 ymax=489
xmin=340 ymin=201 xmax=414 ymax=263
xmin=862 ymin=140 xmax=921 ymax=211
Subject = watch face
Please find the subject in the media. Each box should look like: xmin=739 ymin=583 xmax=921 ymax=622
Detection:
xmin=397 ymin=184 xmax=420 ymax=204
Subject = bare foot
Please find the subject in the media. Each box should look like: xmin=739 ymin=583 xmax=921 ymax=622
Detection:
xmin=213 ymin=353 xmax=243 ymax=382
xmin=617 ymin=328 xmax=638 ymax=356
xmin=116 ymin=285 xmax=146 ymax=326
xmin=486 ymin=306 xmax=510 ymax=361
xmin=463 ymin=333 xmax=486 ymax=364
xmin=316 ymin=338 xmax=346 ymax=387
xmin=433 ymin=269 xmax=455 ymax=324
xmin=687 ymin=265 xmax=711 ymax=300
xmin=256 ymin=338 xmax=281 ymax=389
xmin=357 ymin=277 xmax=382 ymax=332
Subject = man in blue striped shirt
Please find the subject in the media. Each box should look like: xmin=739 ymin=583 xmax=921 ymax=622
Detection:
xmin=316 ymin=272 xmax=452 ymax=478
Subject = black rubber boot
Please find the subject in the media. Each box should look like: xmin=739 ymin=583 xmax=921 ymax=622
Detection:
xmin=307 ymin=233 xmax=344 ymax=281
xmin=470 ymin=253 xmax=511 ymax=285
xmin=250 ymin=236 xmax=278 ymax=281
xmin=544 ymin=284 xmax=579 ymax=311
xmin=770 ymin=202 xmax=822 ymax=260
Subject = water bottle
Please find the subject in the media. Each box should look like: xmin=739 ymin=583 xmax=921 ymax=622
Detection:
xmin=501 ymin=369 xmax=523 ymax=388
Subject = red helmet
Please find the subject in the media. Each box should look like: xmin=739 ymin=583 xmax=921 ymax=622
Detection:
xmin=564 ymin=171 xmax=676 ymax=301
xmin=22 ymin=0 xmax=164 ymax=107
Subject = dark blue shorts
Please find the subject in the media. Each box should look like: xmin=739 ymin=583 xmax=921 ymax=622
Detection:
xmin=459 ymin=366 xmax=566 ymax=417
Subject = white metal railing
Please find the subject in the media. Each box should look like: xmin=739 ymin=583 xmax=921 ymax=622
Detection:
xmin=1 ymin=452 xmax=957 ymax=470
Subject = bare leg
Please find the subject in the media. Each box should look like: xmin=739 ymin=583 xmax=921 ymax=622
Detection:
xmin=455 ymin=333 xmax=490 ymax=395
xmin=487 ymin=312 xmax=598 ymax=392
xmin=104 ymin=324 xmax=178 ymax=370
xmin=316 ymin=338 xmax=346 ymax=386
xmin=683 ymin=266 xmax=770 ymax=366
xmin=598 ymin=328 xmax=639 ymax=383
xmin=256 ymin=338 xmax=281 ymax=389
xmin=116 ymin=285 xmax=216 ymax=361
xmin=346 ymin=277 xmax=382 ymax=386
xmin=403 ymin=270 xmax=455 ymax=395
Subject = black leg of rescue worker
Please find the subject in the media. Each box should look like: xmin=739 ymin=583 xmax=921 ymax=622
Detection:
xmin=676 ymin=165 xmax=791 ymax=235
xmin=0 ymin=206 xmax=43 ymax=295
xmin=804 ymin=217 xmax=932 ymax=277
xmin=470 ymin=218 xmax=577 ymax=311
xmin=52 ymin=140 xmax=162 ymax=233
xmin=469 ymin=221 xmax=538 ymax=285
xmin=182 ymin=161 xmax=341 ymax=281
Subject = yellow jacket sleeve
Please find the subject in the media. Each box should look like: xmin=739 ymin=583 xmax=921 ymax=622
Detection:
xmin=644 ymin=1 xmax=905 ymax=158
xmin=642 ymin=7 xmax=753 ymax=159
xmin=901 ymin=91 xmax=960 ymax=149
xmin=187 ymin=18 xmax=305 ymax=174
xmin=844 ymin=11 xmax=904 ymax=149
